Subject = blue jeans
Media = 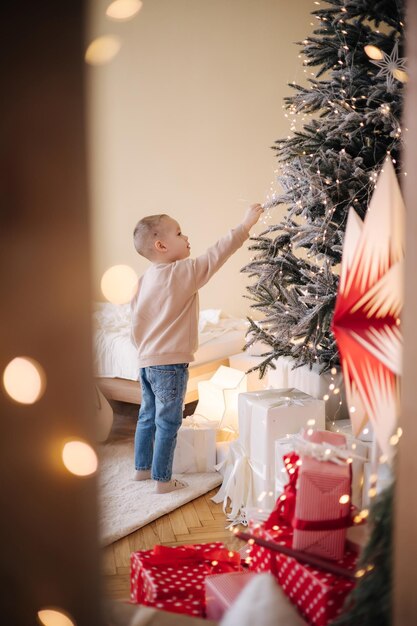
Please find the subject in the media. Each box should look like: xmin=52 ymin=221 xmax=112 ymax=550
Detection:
xmin=134 ymin=363 xmax=189 ymax=481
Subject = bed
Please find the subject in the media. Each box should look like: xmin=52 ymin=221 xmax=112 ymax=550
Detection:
xmin=93 ymin=303 xmax=248 ymax=405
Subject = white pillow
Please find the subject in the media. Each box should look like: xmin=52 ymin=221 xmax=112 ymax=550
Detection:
xmin=199 ymin=309 xmax=222 ymax=331
xmin=220 ymin=573 xmax=307 ymax=626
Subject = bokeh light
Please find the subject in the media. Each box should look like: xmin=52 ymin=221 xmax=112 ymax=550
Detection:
xmin=62 ymin=441 xmax=98 ymax=477
xmin=3 ymin=357 xmax=46 ymax=404
xmin=100 ymin=264 xmax=138 ymax=304
xmin=85 ymin=36 xmax=121 ymax=66
xmin=37 ymin=608 xmax=76 ymax=626
xmin=106 ymin=0 xmax=143 ymax=21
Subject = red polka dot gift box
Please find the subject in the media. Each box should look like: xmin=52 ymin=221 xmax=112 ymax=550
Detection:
xmin=130 ymin=542 xmax=242 ymax=617
xmin=248 ymin=526 xmax=357 ymax=626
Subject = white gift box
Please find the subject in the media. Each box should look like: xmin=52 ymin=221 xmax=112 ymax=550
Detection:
xmin=267 ymin=357 xmax=349 ymax=421
xmin=212 ymin=388 xmax=325 ymax=520
xmin=172 ymin=418 xmax=217 ymax=473
xmin=326 ymin=418 xmax=371 ymax=508
xmin=362 ymin=461 xmax=393 ymax=509
xmin=275 ymin=436 xmax=300 ymax=498
xmin=327 ymin=418 xmax=373 ymax=442
xmin=240 ymin=388 xmax=325 ymax=487
xmin=266 ymin=356 xmax=290 ymax=389
xmin=215 ymin=440 xmax=232 ymax=477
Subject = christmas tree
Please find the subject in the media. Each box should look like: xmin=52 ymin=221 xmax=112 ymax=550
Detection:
xmin=332 ymin=482 xmax=393 ymax=625
xmin=243 ymin=0 xmax=406 ymax=376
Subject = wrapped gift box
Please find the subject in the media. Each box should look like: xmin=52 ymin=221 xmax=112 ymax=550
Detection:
xmin=212 ymin=389 xmax=325 ymax=522
xmin=275 ymin=437 xmax=299 ymax=498
xmin=239 ymin=389 xmax=325 ymax=510
xmin=205 ymin=571 xmax=258 ymax=620
xmin=327 ymin=419 xmax=371 ymax=508
xmin=148 ymin=597 xmax=206 ymax=618
xmin=362 ymin=460 xmax=393 ymax=508
xmin=268 ymin=357 xmax=348 ymax=421
xmin=292 ymin=430 xmax=351 ymax=560
xmin=265 ymin=356 xmax=290 ymax=389
xmin=327 ymin=418 xmax=373 ymax=443
xmin=172 ymin=417 xmax=216 ymax=473
xmin=248 ymin=523 xmax=296 ymax=578
xmin=130 ymin=543 xmax=242 ymax=616
xmin=275 ymin=547 xmax=356 ymax=626
xmin=275 ymin=431 xmax=369 ymax=510
xmin=216 ymin=428 xmax=238 ymax=443
xmin=215 ymin=440 xmax=232 ymax=478
xmin=249 ymin=525 xmax=357 ymax=626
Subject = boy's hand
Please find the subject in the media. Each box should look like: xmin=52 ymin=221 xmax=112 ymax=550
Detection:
xmin=242 ymin=203 xmax=264 ymax=231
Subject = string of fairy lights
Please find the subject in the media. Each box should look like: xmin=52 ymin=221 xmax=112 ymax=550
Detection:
xmin=248 ymin=0 xmax=407 ymax=428
xmin=5 ymin=4 xmax=404 ymax=621
xmin=238 ymin=6 xmax=406 ymax=571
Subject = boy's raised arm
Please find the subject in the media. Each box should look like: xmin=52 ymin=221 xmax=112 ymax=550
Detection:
xmin=192 ymin=204 xmax=263 ymax=290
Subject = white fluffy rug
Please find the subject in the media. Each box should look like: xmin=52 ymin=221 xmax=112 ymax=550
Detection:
xmin=98 ymin=438 xmax=222 ymax=546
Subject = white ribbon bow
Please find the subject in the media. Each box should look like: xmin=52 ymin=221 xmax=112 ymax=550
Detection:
xmin=288 ymin=433 xmax=368 ymax=465
xmin=212 ymin=439 xmax=266 ymax=525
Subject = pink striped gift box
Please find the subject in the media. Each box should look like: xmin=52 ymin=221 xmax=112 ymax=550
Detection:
xmin=205 ymin=571 xmax=258 ymax=620
xmin=292 ymin=430 xmax=351 ymax=561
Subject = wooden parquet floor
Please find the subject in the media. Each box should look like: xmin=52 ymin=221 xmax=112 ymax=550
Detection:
xmin=102 ymin=488 xmax=246 ymax=601
xmin=102 ymin=401 xmax=246 ymax=602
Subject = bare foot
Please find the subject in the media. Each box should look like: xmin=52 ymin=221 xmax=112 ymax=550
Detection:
xmin=134 ymin=469 xmax=151 ymax=481
xmin=155 ymin=479 xmax=188 ymax=494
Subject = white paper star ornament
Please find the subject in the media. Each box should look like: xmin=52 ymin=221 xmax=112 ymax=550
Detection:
xmin=370 ymin=41 xmax=408 ymax=92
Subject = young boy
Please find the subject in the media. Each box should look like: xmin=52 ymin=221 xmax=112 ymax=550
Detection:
xmin=131 ymin=203 xmax=263 ymax=493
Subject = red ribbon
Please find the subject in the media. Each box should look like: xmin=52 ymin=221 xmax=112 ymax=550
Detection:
xmin=293 ymin=512 xmax=353 ymax=531
xmin=265 ymin=452 xmax=356 ymax=533
xmin=147 ymin=544 xmax=242 ymax=574
xmin=265 ymin=452 xmax=300 ymax=530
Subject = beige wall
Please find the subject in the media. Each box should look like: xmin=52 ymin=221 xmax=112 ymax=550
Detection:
xmin=87 ymin=0 xmax=313 ymax=316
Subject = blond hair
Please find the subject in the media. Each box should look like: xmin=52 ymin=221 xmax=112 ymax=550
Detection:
xmin=133 ymin=214 xmax=169 ymax=259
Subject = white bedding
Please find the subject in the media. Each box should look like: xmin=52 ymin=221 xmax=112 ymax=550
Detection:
xmin=93 ymin=303 xmax=248 ymax=381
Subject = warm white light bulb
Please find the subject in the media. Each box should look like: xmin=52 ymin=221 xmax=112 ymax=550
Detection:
xmin=62 ymin=441 xmax=98 ymax=477
xmin=392 ymin=68 xmax=408 ymax=83
xmin=364 ymin=44 xmax=384 ymax=60
xmin=3 ymin=357 xmax=46 ymax=404
xmin=85 ymin=36 xmax=121 ymax=66
xmin=100 ymin=264 xmax=138 ymax=304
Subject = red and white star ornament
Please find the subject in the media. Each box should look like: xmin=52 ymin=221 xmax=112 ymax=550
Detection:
xmin=331 ymin=156 xmax=405 ymax=459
